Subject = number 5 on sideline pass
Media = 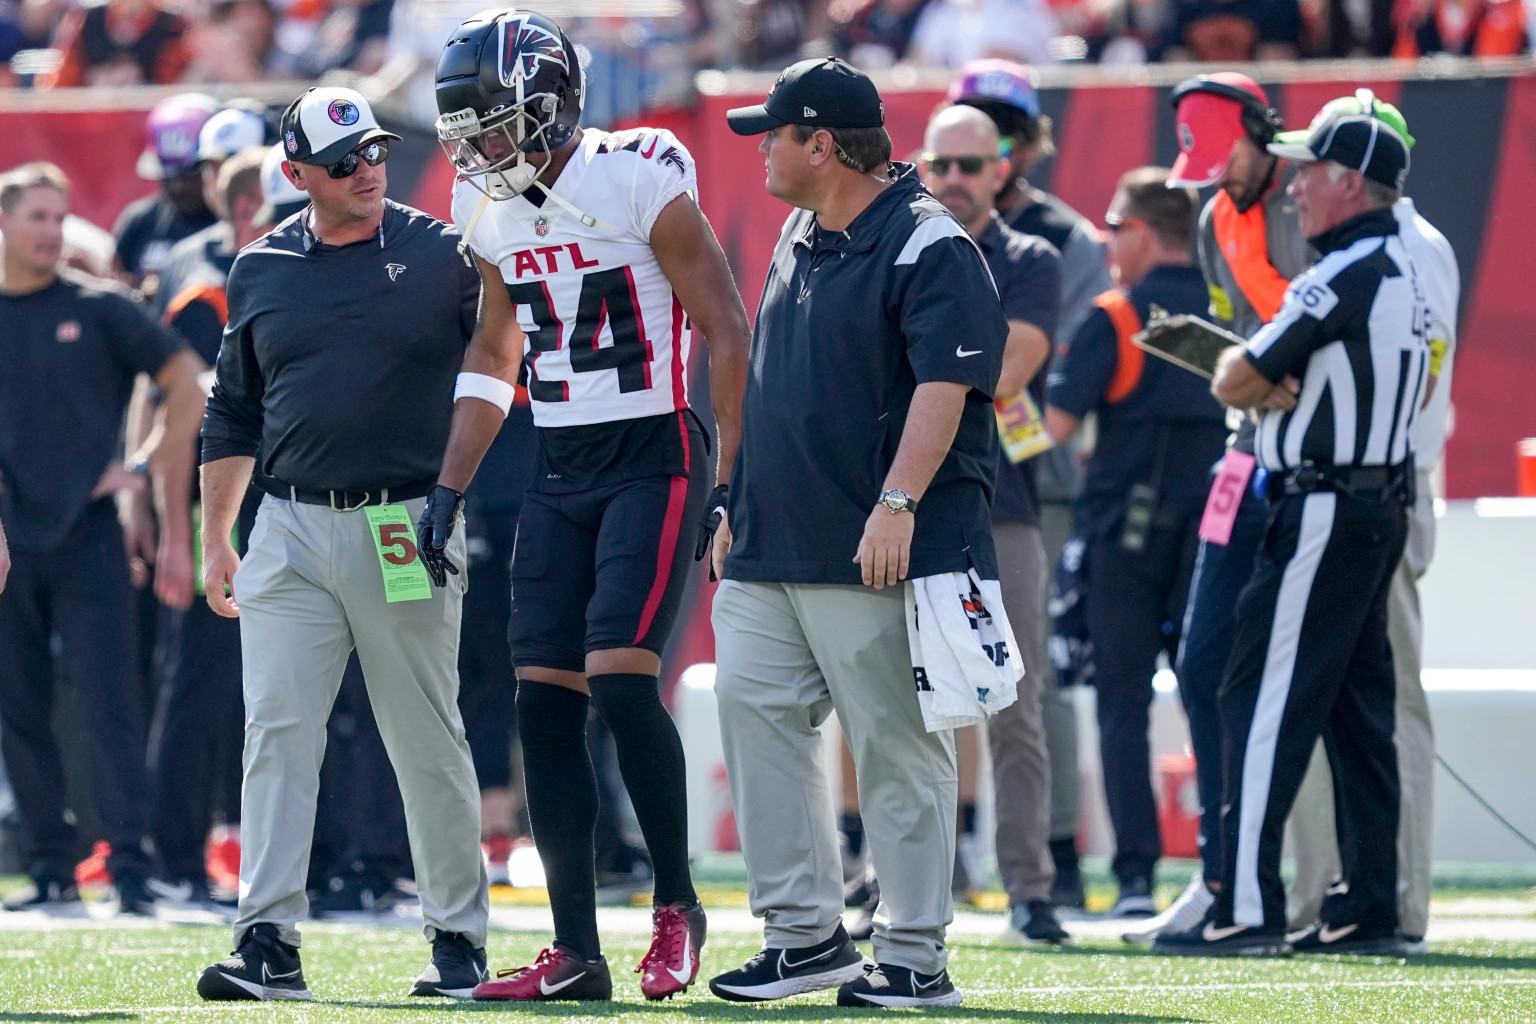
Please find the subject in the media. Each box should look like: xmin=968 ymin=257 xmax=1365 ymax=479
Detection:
xmin=364 ymin=505 xmax=434 ymax=603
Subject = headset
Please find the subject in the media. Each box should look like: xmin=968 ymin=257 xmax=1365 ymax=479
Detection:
xmin=1170 ymin=76 xmax=1285 ymax=149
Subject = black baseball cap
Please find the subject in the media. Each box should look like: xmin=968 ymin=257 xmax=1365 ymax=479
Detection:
xmin=1267 ymin=107 xmax=1410 ymax=190
xmin=279 ymin=86 xmax=399 ymax=167
xmin=726 ymin=56 xmax=885 ymax=135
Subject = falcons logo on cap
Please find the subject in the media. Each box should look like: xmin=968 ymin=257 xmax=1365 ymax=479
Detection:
xmin=498 ymin=14 xmax=568 ymax=87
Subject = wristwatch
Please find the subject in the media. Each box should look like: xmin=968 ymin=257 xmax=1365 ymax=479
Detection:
xmin=877 ymin=488 xmax=917 ymax=514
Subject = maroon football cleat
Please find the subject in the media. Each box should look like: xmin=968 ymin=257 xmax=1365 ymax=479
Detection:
xmin=471 ymin=946 xmax=612 ymax=1001
xmin=637 ymin=900 xmax=707 ymax=1000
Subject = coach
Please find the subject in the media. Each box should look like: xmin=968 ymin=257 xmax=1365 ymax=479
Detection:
xmin=196 ymin=87 xmax=488 ymax=1001
xmin=707 ymin=57 xmax=1005 ymax=1009
xmin=1155 ymin=105 xmax=1425 ymax=958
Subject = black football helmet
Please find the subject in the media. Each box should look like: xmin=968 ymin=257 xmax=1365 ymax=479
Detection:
xmin=435 ymin=8 xmax=584 ymax=199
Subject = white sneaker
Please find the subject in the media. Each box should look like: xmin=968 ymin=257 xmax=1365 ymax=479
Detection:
xmin=1121 ymin=873 xmax=1215 ymax=943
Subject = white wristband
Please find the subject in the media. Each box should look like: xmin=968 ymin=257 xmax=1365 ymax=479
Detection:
xmin=454 ymin=372 xmax=516 ymax=417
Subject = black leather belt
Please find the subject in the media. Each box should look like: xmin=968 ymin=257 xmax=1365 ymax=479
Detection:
xmin=259 ymin=476 xmax=436 ymax=510
xmin=1269 ymin=461 xmax=1412 ymax=502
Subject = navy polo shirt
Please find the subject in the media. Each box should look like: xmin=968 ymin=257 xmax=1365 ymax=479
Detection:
xmin=725 ymin=166 xmax=1007 ymax=585
xmin=1046 ymin=264 xmax=1228 ymax=533
xmin=977 ymin=214 xmax=1062 ymax=527
xmin=0 ymin=270 xmax=185 ymax=550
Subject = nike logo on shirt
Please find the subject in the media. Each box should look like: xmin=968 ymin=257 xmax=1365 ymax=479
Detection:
xmin=956 ymin=346 xmax=983 ymax=358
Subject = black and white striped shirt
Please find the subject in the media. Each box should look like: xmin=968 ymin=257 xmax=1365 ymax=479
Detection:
xmin=1243 ymin=208 xmax=1428 ymax=472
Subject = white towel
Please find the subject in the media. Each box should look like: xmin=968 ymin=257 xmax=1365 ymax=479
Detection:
xmin=905 ymin=570 xmax=1021 ymax=733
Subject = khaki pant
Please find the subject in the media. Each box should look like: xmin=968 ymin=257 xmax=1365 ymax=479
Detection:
xmin=989 ymin=522 xmax=1055 ymax=906
xmin=713 ymin=580 xmax=957 ymax=975
xmin=1286 ymin=469 xmax=1435 ymax=937
xmin=232 ymin=494 xmax=488 ymax=948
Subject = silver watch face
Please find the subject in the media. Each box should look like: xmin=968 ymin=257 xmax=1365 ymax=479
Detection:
xmin=882 ymin=490 xmax=909 ymax=512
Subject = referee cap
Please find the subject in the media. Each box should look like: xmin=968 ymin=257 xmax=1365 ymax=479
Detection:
xmin=1267 ymin=89 xmax=1411 ymax=190
xmin=279 ymin=87 xmax=400 ymax=167
xmin=726 ymin=57 xmax=884 ymax=134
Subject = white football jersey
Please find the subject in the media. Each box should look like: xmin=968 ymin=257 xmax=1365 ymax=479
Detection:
xmin=452 ymin=127 xmax=698 ymax=429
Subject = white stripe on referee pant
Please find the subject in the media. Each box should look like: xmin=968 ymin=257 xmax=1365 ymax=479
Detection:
xmin=1234 ymin=491 xmax=1337 ymax=927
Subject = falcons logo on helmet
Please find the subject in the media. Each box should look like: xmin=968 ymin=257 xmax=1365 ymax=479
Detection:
xmin=498 ymin=14 xmax=568 ymax=87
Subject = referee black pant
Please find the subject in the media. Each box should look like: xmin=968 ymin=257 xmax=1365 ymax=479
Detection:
xmin=1213 ymin=487 xmax=1406 ymax=931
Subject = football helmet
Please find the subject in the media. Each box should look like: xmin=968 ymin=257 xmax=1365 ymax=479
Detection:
xmin=435 ymin=8 xmax=584 ymax=199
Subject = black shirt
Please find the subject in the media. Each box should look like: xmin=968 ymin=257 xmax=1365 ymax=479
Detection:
xmin=113 ymin=193 xmax=217 ymax=282
xmin=1046 ymin=264 xmax=1228 ymax=535
xmin=725 ymin=166 xmax=1007 ymax=585
xmin=157 ymin=222 xmax=235 ymax=322
xmin=0 ymin=270 xmax=185 ymax=550
xmin=200 ymin=201 xmax=480 ymax=492
xmin=976 ymin=214 xmax=1062 ymax=527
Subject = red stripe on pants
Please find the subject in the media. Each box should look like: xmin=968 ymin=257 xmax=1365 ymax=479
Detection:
xmin=634 ymin=474 xmax=690 ymax=646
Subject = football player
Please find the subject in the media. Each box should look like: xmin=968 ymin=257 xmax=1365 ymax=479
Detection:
xmin=415 ymin=7 xmax=751 ymax=1003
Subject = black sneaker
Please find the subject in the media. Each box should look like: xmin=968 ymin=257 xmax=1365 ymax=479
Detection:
xmin=197 ymin=923 xmax=312 ymax=1001
xmin=837 ymin=962 xmax=963 ymax=1008
xmin=1108 ymin=876 xmax=1157 ymax=918
xmin=848 ymin=875 xmax=880 ymax=941
xmin=1007 ymin=900 xmax=1069 ymax=944
xmin=1048 ymin=838 xmax=1086 ymax=910
xmin=1289 ymin=921 xmax=1410 ymax=957
xmin=2 ymin=877 xmax=82 ymax=912
xmin=115 ymin=872 xmax=155 ymax=917
xmin=1152 ymin=917 xmax=1291 ymax=957
xmin=411 ymin=931 xmax=489 ymax=997
xmin=709 ymin=923 xmax=869 ymax=1002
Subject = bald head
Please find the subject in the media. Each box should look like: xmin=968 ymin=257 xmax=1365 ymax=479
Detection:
xmin=920 ymin=104 xmax=1008 ymax=236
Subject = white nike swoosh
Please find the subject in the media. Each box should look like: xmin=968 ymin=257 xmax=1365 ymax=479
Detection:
xmin=666 ymin=937 xmax=694 ymax=984
xmin=955 ymin=346 xmax=983 ymax=358
xmin=913 ymin=973 xmax=945 ymax=991
xmin=262 ymin=963 xmax=302 ymax=982
xmin=1318 ymin=923 xmax=1359 ymax=944
xmin=539 ymin=971 xmax=585 ymax=995
xmin=1202 ymin=921 xmax=1249 ymax=942
xmin=780 ymin=946 xmax=837 ymax=971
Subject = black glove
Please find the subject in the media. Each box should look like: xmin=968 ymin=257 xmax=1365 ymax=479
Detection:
xmin=694 ymin=483 xmax=729 ymax=581
xmin=416 ymin=484 xmax=465 ymax=588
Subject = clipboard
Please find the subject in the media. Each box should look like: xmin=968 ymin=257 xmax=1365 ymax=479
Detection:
xmin=1131 ymin=314 xmax=1246 ymax=379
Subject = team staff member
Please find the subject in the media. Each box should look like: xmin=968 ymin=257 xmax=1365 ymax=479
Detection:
xmin=0 ymin=161 xmax=205 ymax=915
xmin=1044 ymin=168 xmax=1228 ymax=919
xmin=196 ymin=87 xmax=489 ymax=1002
xmin=114 ymin=92 xmax=219 ymax=289
xmin=1276 ymin=95 xmax=1458 ymax=952
xmin=145 ymin=146 xmax=269 ymax=908
xmin=949 ymin=58 xmax=1113 ymax=905
xmin=918 ymin=104 xmax=1067 ymax=945
xmin=1155 ymin=108 xmax=1426 ymax=957
xmin=708 ymin=58 xmax=1005 ymax=1009
xmin=418 ymin=10 xmax=750 ymax=1002
xmin=1127 ymin=72 xmax=1305 ymax=943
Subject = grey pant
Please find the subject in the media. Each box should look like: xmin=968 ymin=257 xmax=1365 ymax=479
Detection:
xmin=232 ymin=494 xmax=489 ymax=948
xmin=989 ymin=522 xmax=1055 ymax=905
xmin=713 ymin=580 xmax=957 ymax=975
xmin=1286 ymin=468 xmax=1436 ymax=937
xmin=1038 ymin=501 xmax=1082 ymax=841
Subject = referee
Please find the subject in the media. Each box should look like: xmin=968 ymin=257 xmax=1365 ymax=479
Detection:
xmin=1155 ymin=106 xmax=1425 ymax=958
xmin=196 ymin=87 xmax=488 ymax=1000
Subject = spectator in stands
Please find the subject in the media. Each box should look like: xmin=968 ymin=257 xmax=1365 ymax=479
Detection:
xmin=734 ymin=0 xmax=829 ymax=70
xmin=1320 ymin=0 xmax=1397 ymax=55
xmin=829 ymin=0 xmax=931 ymax=68
xmin=910 ymin=0 xmax=1059 ymax=66
xmin=42 ymin=0 xmax=189 ymax=87
xmin=181 ymin=0 xmax=278 ymax=84
xmin=1043 ymin=167 xmax=1228 ymax=919
xmin=1056 ymin=0 xmax=1174 ymax=62
xmin=1163 ymin=0 xmax=1303 ymax=61
xmin=1391 ymin=0 xmax=1527 ymax=56
xmin=286 ymin=0 xmax=393 ymax=78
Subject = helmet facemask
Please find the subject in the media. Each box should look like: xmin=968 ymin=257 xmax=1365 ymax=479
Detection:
xmin=439 ymin=89 xmax=567 ymax=200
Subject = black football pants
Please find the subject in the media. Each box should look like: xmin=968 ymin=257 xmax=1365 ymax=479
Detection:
xmin=1213 ymin=488 xmax=1406 ymax=930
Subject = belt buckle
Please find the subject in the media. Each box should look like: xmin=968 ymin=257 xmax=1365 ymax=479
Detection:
xmin=1292 ymin=463 xmax=1321 ymax=493
xmin=330 ymin=490 xmax=370 ymax=512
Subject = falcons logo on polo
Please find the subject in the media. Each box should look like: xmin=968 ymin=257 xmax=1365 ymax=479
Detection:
xmin=498 ymin=15 xmax=567 ymax=86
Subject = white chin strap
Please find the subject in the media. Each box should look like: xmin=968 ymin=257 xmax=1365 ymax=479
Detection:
xmin=483 ymin=156 xmax=619 ymax=234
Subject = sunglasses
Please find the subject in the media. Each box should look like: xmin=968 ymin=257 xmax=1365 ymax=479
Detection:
xmin=922 ymin=154 xmax=996 ymax=176
xmin=1103 ymin=213 xmax=1145 ymax=234
xmin=325 ymin=141 xmax=388 ymax=180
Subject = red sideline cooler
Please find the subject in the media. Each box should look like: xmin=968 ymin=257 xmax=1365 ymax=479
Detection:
xmin=1158 ymin=752 xmax=1201 ymax=859
xmin=1519 ymin=439 xmax=1536 ymax=496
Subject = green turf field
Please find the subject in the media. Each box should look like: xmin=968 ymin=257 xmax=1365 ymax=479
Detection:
xmin=1 ymin=923 xmax=1533 ymax=1023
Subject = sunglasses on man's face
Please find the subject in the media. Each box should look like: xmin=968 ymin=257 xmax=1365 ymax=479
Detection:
xmin=922 ymin=154 xmax=996 ymax=176
xmin=326 ymin=141 xmax=388 ymax=180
